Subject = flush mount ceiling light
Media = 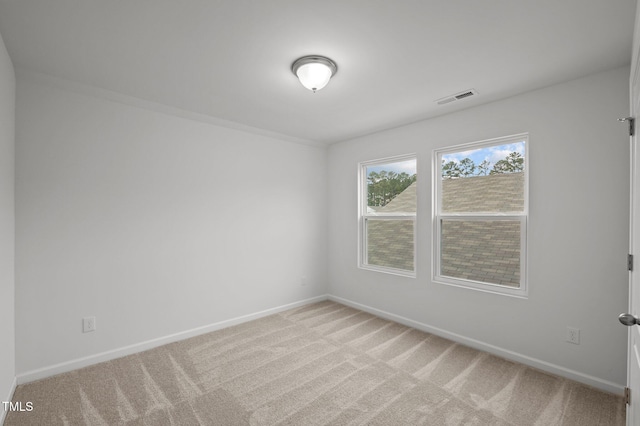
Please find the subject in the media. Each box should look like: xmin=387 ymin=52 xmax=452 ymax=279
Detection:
xmin=291 ymin=55 xmax=338 ymax=93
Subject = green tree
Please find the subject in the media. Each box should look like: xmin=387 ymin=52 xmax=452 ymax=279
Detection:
xmin=367 ymin=170 xmax=417 ymax=207
xmin=490 ymin=152 xmax=524 ymax=174
xmin=459 ymin=158 xmax=476 ymax=176
xmin=477 ymin=160 xmax=490 ymax=176
xmin=441 ymin=152 xmax=524 ymax=179
xmin=443 ymin=158 xmax=477 ymax=178
xmin=442 ymin=160 xmax=462 ymax=179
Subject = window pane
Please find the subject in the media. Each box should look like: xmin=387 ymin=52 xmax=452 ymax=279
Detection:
xmin=366 ymin=219 xmax=414 ymax=271
xmin=441 ymin=219 xmax=520 ymax=287
xmin=441 ymin=142 xmax=525 ymax=213
xmin=366 ymin=159 xmax=416 ymax=214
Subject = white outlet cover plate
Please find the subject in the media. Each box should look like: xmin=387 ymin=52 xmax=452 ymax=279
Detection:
xmin=83 ymin=317 xmax=96 ymax=333
xmin=566 ymin=327 xmax=580 ymax=344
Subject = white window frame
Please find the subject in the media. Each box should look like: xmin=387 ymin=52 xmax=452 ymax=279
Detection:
xmin=358 ymin=154 xmax=417 ymax=278
xmin=432 ymin=134 xmax=528 ymax=297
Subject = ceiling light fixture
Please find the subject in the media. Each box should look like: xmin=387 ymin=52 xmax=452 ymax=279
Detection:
xmin=291 ymin=55 xmax=338 ymax=93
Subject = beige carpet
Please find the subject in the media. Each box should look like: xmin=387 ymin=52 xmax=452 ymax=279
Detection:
xmin=5 ymin=301 xmax=625 ymax=425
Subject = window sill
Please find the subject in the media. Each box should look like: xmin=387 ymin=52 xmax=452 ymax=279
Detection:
xmin=433 ymin=275 xmax=528 ymax=298
xmin=359 ymin=264 xmax=416 ymax=278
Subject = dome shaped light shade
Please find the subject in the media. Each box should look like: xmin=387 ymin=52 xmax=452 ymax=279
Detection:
xmin=292 ymin=56 xmax=338 ymax=93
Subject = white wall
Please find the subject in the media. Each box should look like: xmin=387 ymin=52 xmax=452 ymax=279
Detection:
xmin=0 ymin=31 xmax=15 ymax=414
xmin=328 ymin=66 xmax=630 ymax=390
xmin=15 ymin=74 xmax=327 ymax=376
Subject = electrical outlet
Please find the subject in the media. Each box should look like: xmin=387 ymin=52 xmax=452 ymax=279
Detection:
xmin=566 ymin=326 xmax=580 ymax=345
xmin=83 ymin=317 xmax=96 ymax=333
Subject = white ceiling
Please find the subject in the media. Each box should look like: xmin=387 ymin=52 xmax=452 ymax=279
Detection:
xmin=0 ymin=0 xmax=636 ymax=144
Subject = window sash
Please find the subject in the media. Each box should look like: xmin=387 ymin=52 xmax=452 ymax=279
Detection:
xmin=359 ymin=154 xmax=417 ymax=277
xmin=433 ymin=215 xmax=526 ymax=296
xmin=435 ymin=134 xmax=529 ymax=216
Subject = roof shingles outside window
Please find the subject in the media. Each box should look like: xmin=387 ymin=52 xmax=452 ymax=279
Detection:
xmin=367 ymin=182 xmax=416 ymax=271
xmin=442 ymin=173 xmax=524 ymax=213
xmin=441 ymin=173 xmax=524 ymax=287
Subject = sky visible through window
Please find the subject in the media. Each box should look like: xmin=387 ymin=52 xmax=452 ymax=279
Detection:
xmin=367 ymin=159 xmax=416 ymax=176
xmin=442 ymin=141 xmax=525 ymax=171
xmin=364 ymin=142 xmax=524 ymax=178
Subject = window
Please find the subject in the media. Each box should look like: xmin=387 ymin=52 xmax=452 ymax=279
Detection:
xmin=433 ymin=134 xmax=528 ymax=296
xmin=359 ymin=155 xmax=417 ymax=277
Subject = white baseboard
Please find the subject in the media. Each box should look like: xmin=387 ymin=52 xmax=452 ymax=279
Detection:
xmin=328 ymin=295 xmax=625 ymax=395
xmin=16 ymin=295 xmax=329 ymax=385
xmin=1 ymin=376 xmax=17 ymax=425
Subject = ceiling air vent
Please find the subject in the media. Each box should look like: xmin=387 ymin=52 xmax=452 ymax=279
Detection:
xmin=435 ymin=89 xmax=478 ymax=105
